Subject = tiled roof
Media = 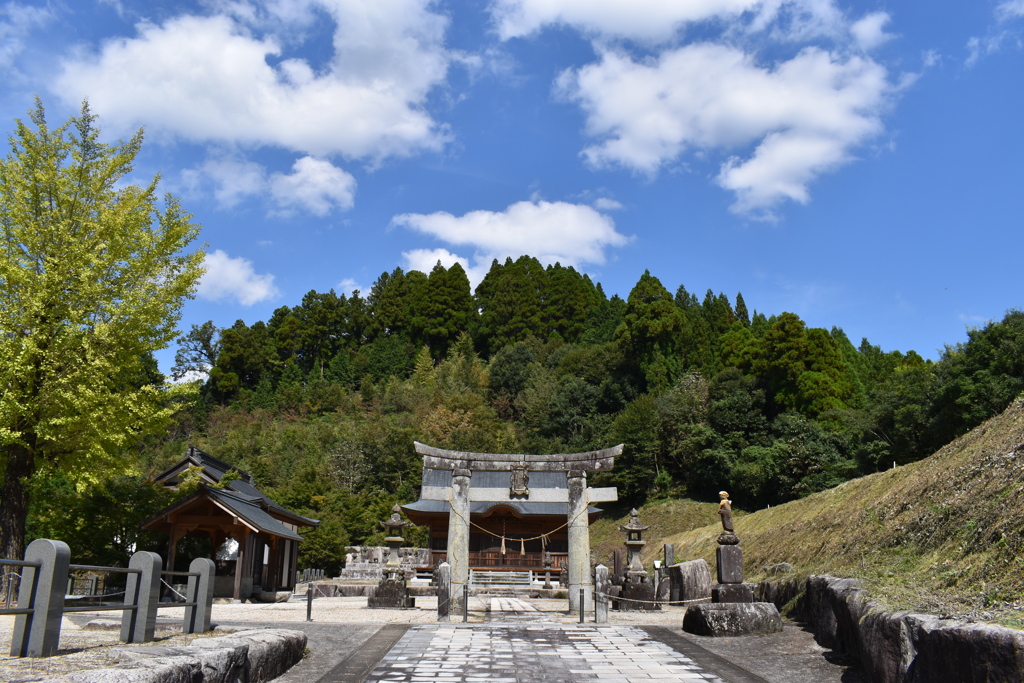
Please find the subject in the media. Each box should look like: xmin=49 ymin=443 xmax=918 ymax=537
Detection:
xmin=205 ymin=487 xmax=306 ymax=541
xmin=153 ymin=446 xmax=319 ymax=529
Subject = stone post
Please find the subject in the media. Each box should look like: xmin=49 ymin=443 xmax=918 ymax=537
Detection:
xmin=594 ymin=564 xmax=609 ymax=623
xmin=663 ymin=544 xmax=674 ymax=568
xmin=447 ymin=468 xmax=471 ymax=610
xmin=10 ymin=539 xmax=71 ymax=658
xmin=436 ymin=562 xmax=451 ymax=622
xmin=567 ymin=469 xmax=592 ymax=613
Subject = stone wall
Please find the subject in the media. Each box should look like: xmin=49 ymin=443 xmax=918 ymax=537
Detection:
xmin=755 ymin=575 xmax=1024 ymax=683
xmin=339 ymin=546 xmax=431 ymax=581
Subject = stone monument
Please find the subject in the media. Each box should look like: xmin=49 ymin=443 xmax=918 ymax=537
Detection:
xmin=368 ymin=505 xmax=416 ymax=609
xmin=617 ymin=509 xmax=658 ymax=611
xmin=683 ymin=491 xmax=782 ymax=636
xmin=712 ymin=491 xmax=753 ymax=604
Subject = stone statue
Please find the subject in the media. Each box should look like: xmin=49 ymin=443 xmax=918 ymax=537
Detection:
xmin=718 ymin=491 xmax=734 ymax=533
xmin=717 ymin=491 xmax=739 ymax=546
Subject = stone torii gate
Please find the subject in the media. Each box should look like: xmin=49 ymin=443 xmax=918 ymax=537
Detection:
xmin=414 ymin=442 xmax=622 ymax=611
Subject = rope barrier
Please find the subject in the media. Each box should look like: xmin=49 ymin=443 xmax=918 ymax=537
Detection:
xmin=66 ymin=590 xmax=126 ymax=600
xmin=594 ymin=591 xmax=712 ymax=606
xmin=445 ymin=490 xmax=591 ymax=548
xmin=160 ymin=579 xmax=188 ymax=601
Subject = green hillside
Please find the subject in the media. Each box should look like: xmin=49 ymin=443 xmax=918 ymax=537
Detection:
xmin=599 ymin=397 xmax=1024 ymax=627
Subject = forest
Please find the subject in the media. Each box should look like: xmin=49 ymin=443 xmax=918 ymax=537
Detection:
xmin=28 ymin=256 xmax=1024 ymax=574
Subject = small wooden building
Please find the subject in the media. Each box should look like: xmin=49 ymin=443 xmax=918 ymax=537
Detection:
xmin=401 ymin=467 xmax=605 ymax=574
xmin=142 ymin=447 xmax=319 ymax=600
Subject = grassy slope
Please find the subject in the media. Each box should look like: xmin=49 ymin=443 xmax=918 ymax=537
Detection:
xmin=595 ymin=398 xmax=1024 ymax=627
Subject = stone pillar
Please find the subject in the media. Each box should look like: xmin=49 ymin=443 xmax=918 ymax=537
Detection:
xmin=447 ymin=467 xmax=472 ymax=610
xmin=663 ymin=544 xmax=674 ymax=568
xmin=594 ymin=564 xmax=609 ymax=623
xmin=567 ymin=470 xmax=592 ymax=612
xmin=436 ymin=562 xmax=451 ymax=622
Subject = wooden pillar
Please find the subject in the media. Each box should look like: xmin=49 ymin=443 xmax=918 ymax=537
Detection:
xmin=167 ymin=526 xmax=180 ymax=574
xmin=287 ymin=539 xmax=299 ymax=590
xmin=233 ymin=529 xmax=249 ymax=601
xmin=266 ymin=536 xmax=280 ymax=591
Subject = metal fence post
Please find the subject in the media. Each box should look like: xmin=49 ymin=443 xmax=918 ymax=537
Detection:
xmin=11 ymin=539 xmax=70 ymax=658
xmin=462 ymin=584 xmax=469 ymax=623
xmin=306 ymin=585 xmax=313 ymax=622
xmin=579 ymin=588 xmax=585 ymax=624
xmin=121 ymin=551 xmax=162 ymax=644
xmin=184 ymin=558 xmax=215 ymax=634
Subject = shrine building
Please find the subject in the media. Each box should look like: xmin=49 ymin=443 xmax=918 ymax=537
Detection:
xmin=141 ymin=446 xmax=319 ymax=601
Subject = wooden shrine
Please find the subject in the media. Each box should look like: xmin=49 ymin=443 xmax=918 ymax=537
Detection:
xmin=141 ymin=447 xmax=319 ymax=601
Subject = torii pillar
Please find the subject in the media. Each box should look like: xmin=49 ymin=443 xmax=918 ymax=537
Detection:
xmin=414 ymin=442 xmax=622 ymax=614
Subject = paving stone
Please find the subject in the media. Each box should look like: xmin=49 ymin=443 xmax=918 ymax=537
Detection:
xmin=362 ymin=624 xmax=726 ymax=683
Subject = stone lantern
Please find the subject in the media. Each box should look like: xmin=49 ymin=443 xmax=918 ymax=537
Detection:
xmin=382 ymin=505 xmax=411 ymax=579
xmin=619 ymin=508 xmax=648 ymax=579
xmin=617 ymin=509 xmax=658 ymax=610
xmin=368 ymin=505 xmax=416 ymax=608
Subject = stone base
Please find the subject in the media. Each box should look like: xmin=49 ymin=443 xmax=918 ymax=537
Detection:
xmin=712 ymin=583 xmax=754 ymax=603
xmin=367 ymin=578 xmax=416 ymax=609
xmin=368 ymin=595 xmax=415 ymax=608
xmin=682 ymin=602 xmax=783 ymax=637
xmin=619 ymin=580 xmax=659 ymax=611
xmin=254 ymin=591 xmax=292 ymax=603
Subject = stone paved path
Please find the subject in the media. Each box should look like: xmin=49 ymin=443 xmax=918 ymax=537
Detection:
xmin=363 ymin=624 xmax=727 ymax=683
xmin=487 ymin=596 xmax=549 ymax=622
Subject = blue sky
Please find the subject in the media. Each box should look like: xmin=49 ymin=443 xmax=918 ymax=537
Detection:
xmin=2 ymin=0 xmax=1022 ymax=373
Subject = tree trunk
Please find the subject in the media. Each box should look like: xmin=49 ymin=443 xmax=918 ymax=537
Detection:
xmin=1 ymin=442 xmax=34 ymax=566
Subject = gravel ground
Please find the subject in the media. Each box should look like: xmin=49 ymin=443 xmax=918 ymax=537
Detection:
xmin=0 ymin=594 xmax=689 ymax=680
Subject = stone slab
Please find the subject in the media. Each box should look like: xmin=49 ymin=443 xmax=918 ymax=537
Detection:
xmin=717 ymin=544 xmax=744 ymax=584
xmin=713 ymin=583 xmax=754 ymax=604
xmin=683 ymin=602 xmax=784 ymax=637
xmin=668 ymin=559 xmax=713 ymax=603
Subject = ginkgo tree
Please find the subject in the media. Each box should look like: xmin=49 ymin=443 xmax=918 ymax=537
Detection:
xmin=0 ymin=99 xmax=205 ymax=564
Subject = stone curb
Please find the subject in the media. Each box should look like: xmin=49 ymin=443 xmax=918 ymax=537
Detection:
xmin=756 ymin=575 xmax=1024 ymax=683
xmin=47 ymin=628 xmax=307 ymax=683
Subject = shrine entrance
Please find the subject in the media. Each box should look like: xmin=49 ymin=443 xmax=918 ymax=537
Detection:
xmin=401 ymin=442 xmax=621 ymax=611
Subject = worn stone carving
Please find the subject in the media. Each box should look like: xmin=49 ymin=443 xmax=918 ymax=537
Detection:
xmin=510 ymin=463 xmax=530 ymax=497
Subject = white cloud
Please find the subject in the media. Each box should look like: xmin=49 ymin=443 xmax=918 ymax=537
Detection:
xmin=401 ymin=248 xmax=474 ymax=278
xmin=184 ymin=154 xmax=355 ymax=215
xmin=185 ymin=156 xmax=267 ymax=208
xmin=850 ymin=12 xmax=893 ymax=51
xmin=55 ymin=0 xmax=451 ymax=160
xmin=558 ymin=45 xmax=891 ymax=217
xmin=269 ymin=157 xmax=356 ymax=216
xmin=594 ymin=197 xmax=624 ymax=210
xmin=0 ymin=2 xmax=52 ymax=69
xmin=336 ymin=277 xmax=366 ymax=296
xmin=997 ymin=0 xmax=1024 ymax=19
xmin=490 ymin=0 xmax=844 ymax=43
xmin=393 ymin=199 xmax=630 ymax=285
xmin=199 ymin=249 xmax=280 ymax=305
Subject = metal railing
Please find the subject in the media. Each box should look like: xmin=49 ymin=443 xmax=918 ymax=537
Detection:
xmin=0 ymin=539 xmax=215 ymax=658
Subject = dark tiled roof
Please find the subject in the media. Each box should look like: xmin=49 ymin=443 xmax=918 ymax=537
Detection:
xmin=402 ymin=499 xmax=602 ymax=516
xmin=205 ymin=487 xmax=305 ymax=541
xmin=153 ymin=446 xmax=319 ymax=528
